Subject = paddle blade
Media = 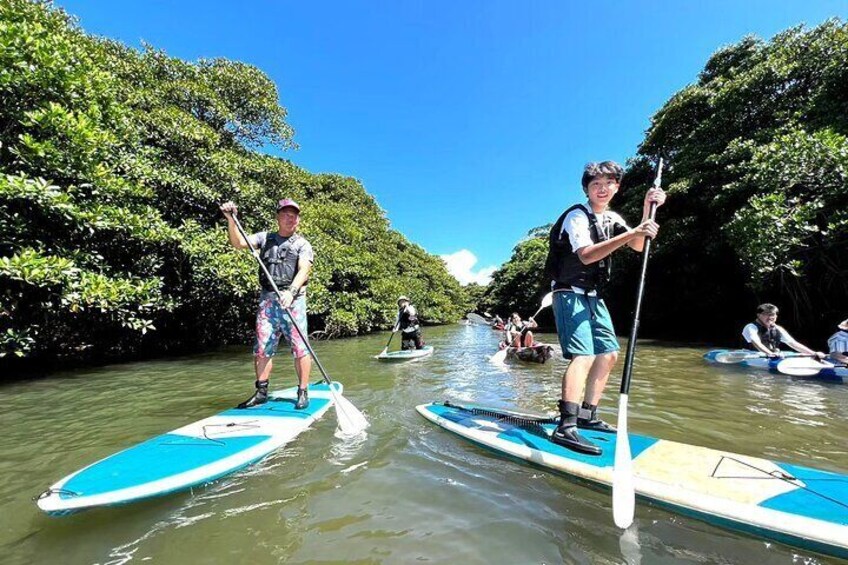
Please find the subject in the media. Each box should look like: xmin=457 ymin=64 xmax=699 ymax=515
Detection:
xmin=540 ymin=292 xmax=553 ymax=310
xmin=613 ymin=394 xmax=635 ymax=529
xmin=714 ymin=350 xmax=763 ymax=364
xmin=490 ymin=349 xmax=508 ymax=365
xmin=776 ymin=357 xmax=833 ymax=377
xmin=328 ymin=385 xmax=369 ymax=436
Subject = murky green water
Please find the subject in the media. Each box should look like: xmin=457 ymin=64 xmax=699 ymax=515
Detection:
xmin=1 ymin=324 xmax=847 ymax=564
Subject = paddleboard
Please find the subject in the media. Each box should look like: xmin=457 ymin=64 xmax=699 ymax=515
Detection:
xmin=36 ymin=382 xmax=340 ymax=516
xmin=704 ymin=350 xmax=846 ymax=383
xmin=417 ymin=401 xmax=848 ymax=560
xmin=376 ymin=345 xmax=434 ymax=361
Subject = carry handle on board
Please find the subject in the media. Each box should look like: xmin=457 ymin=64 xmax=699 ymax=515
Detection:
xmin=225 ymin=207 xmax=369 ymax=436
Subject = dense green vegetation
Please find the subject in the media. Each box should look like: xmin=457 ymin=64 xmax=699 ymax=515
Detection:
xmin=0 ymin=0 xmax=470 ymax=369
xmin=482 ymin=20 xmax=848 ymax=344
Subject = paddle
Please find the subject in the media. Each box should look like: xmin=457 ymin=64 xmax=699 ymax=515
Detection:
xmin=613 ymin=158 xmax=663 ymax=529
xmin=490 ymin=292 xmax=553 ymax=364
xmin=226 ymin=209 xmax=369 ymax=436
xmin=376 ymin=328 xmax=397 ymax=358
xmin=714 ymin=350 xmax=767 ymax=364
xmin=775 ymin=357 xmax=842 ymax=377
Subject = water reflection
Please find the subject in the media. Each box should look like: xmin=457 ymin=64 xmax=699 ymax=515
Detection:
xmin=1 ymin=325 xmax=846 ymax=564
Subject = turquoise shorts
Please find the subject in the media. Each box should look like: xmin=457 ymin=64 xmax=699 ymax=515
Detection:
xmin=553 ymin=291 xmax=620 ymax=359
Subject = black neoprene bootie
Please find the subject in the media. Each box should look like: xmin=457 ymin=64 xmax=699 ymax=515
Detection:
xmin=237 ymin=379 xmax=269 ymax=409
xmin=295 ymin=387 xmax=309 ymax=410
xmin=551 ymin=400 xmax=601 ymax=455
xmin=577 ymin=402 xmax=616 ymax=433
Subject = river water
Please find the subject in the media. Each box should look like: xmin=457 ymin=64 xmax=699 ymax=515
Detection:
xmin=1 ymin=324 xmax=847 ymax=564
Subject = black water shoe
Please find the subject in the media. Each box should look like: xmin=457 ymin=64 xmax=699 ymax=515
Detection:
xmin=237 ymin=380 xmax=269 ymax=409
xmin=551 ymin=425 xmax=602 ymax=456
xmin=577 ymin=404 xmax=616 ymax=433
xmin=577 ymin=417 xmax=616 ymax=433
xmin=295 ymin=387 xmax=309 ymax=410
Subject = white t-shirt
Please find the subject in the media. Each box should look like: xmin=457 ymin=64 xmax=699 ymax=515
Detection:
xmin=556 ymin=203 xmax=628 ymax=294
xmin=741 ymin=323 xmax=793 ymax=347
xmin=828 ymin=330 xmax=848 ymax=355
xmin=560 ymin=204 xmax=628 ymax=252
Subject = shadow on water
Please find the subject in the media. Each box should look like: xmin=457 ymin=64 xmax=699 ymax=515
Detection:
xmin=1 ymin=323 xmax=846 ymax=564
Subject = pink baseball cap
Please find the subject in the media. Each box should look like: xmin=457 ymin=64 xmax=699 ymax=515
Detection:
xmin=275 ymin=198 xmax=301 ymax=213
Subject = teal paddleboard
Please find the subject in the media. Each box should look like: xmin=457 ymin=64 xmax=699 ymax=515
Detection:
xmin=417 ymin=401 xmax=848 ymax=560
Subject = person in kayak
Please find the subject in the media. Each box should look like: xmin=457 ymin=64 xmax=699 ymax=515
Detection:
xmin=394 ymin=296 xmax=425 ymax=350
xmin=504 ymin=312 xmax=538 ymax=348
xmin=741 ymin=303 xmax=826 ymax=360
xmin=826 ymin=318 xmax=848 ymax=364
xmin=545 ymin=160 xmax=665 ymax=455
xmin=221 ymin=198 xmax=314 ymax=410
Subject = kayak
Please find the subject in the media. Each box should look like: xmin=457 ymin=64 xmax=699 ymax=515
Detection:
xmin=504 ymin=343 xmax=554 ymax=364
xmin=704 ymin=350 xmax=847 ymax=383
xmin=492 ymin=324 xmax=504 ymax=331
xmin=417 ymin=401 xmax=848 ymax=560
xmin=36 ymin=382 xmax=340 ymax=516
xmin=376 ymin=345 xmax=434 ymax=361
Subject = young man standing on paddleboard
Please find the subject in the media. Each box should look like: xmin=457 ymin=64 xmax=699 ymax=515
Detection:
xmin=221 ymin=198 xmax=315 ymax=410
xmin=741 ymin=303 xmax=825 ymax=359
xmin=545 ymin=161 xmax=665 ymax=455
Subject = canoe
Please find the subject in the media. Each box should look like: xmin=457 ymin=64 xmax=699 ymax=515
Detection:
xmin=36 ymin=382 xmax=340 ymax=515
xmin=417 ymin=401 xmax=848 ymax=560
xmin=375 ymin=345 xmax=434 ymax=361
xmin=704 ymin=350 xmax=847 ymax=383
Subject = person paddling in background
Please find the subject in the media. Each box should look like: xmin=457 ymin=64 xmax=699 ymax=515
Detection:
xmin=545 ymin=160 xmax=666 ymax=455
xmin=394 ymin=296 xmax=425 ymax=350
xmin=741 ymin=303 xmax=826 ymax=360
xmin=826 ymin=318 xmax=848 ymax=364
xmin=220 ymin=198 xmax=314 ymax=410
xmin=504 ymin=312 xmax=538 ymax=348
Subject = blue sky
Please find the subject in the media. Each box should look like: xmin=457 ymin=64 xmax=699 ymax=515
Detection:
xmin=57 ymin=0 xmax=846 ymax=284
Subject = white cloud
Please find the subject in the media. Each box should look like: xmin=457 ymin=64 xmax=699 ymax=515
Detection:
xmin=440 ymin=249 xmax=497 ymax=286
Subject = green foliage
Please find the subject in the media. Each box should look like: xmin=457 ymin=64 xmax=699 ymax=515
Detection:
xmin=0 ymin=0 xmax=467 ymax=367
xmin=485 ymin=20 xmax=848 ymax=342
xmin=481 ymin=237 xmax=549 ymax=318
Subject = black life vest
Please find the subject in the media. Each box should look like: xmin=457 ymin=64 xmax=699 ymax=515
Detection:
xmin=544 ymin=204 xmax=626 ymax=293
xmin=399 ymin=306 xmax=419 ymax=332
xmin=259 ymin=232 xmax=305 ymax=292
xmin=750 ymin=320 xmax=782 ymax=352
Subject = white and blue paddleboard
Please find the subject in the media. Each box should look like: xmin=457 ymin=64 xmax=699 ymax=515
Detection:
xmin=417 ymin=401 xmax=848 ymax=560
xmin=704 ymin=349 xmax=847 ymax=383
xmin=36 ymin=382 xmax=341 ymax=516
xmin=376 ymin=345 xmax=434 ymax=361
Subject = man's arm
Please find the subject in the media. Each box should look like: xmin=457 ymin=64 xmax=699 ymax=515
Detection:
xmin=220 ymin=202 xmax=250 ymax=250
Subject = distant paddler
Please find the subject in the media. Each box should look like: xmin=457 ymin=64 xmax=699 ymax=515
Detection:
xmin=394 ymin=296 xmax=426 ymax=350
xmin=741 ymin=303 xmax=826 ymax=360
xmin=220 ymin=198 xmax=315 ymax=410
xmin=827 ymin=318 xmax=848 ymax=365
xmin=504 ymin=312 xmax=538 ymax=348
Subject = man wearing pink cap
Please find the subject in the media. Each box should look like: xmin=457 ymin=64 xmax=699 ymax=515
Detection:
xmin=220 ymin=198 xmax=314 ymax=409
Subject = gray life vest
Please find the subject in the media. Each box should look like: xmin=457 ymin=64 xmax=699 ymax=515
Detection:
xmin=259 ymin=232 xmax=305 ymax=292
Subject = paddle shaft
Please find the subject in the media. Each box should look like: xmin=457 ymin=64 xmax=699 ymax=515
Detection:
xmin=228 ymin=213 xmax=334 ymax=386
xmin=618 ymin=202 xmax=658 ymax=394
